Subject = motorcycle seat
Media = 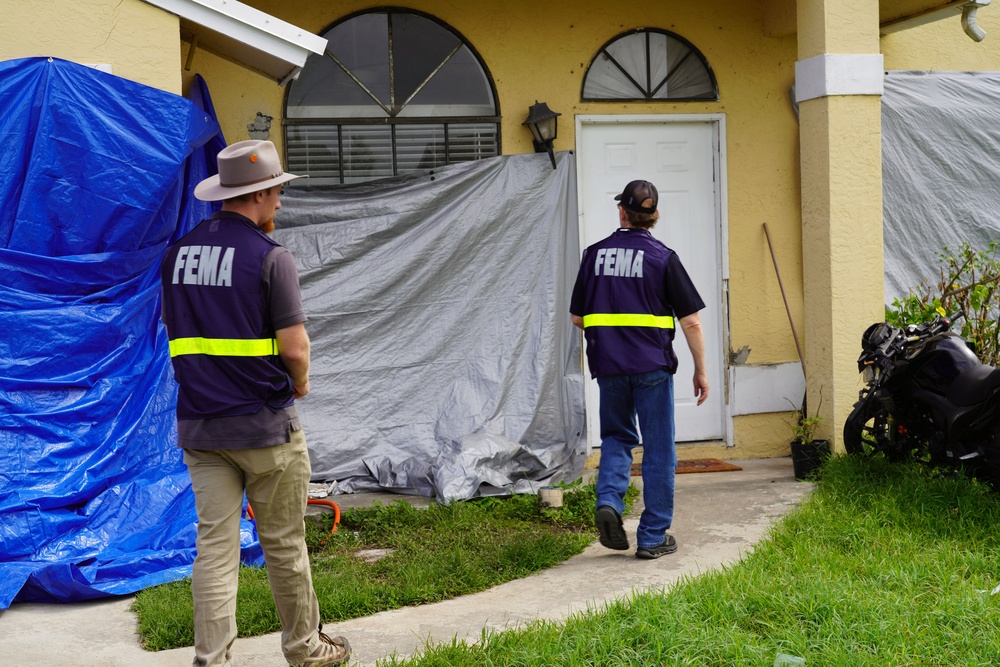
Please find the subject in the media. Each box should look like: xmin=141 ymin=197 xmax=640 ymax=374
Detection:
xmin=948 ymin=364 xmax=1000 ymax=407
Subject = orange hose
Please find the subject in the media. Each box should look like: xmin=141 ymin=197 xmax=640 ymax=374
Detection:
xmin=307 ymin=499 xmax=341 ymax=532
xmin=245 ymin=499 xmax=341 ymax=534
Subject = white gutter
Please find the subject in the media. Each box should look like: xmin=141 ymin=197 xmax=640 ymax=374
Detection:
xmin=143 ymin=0 xmax=328 ymax=85
xmin=880 ymin=0 xmax=992 ymax=42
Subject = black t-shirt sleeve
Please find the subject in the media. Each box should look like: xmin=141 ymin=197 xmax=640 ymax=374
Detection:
xmin=665 ymin=253 xmax=705 ymax=319
xmin=160 ymin=247 xmax=175 ymax=327
xmin=570 ymin=250 xmax=589 ymax=316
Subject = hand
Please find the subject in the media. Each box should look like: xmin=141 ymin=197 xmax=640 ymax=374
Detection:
xmin=693 ymin=371 xmax=709 ymax=406
xmin=293 ymin=378 xmax=310 ymax=399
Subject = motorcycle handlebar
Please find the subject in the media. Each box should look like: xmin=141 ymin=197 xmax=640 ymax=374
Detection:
xmin=860 ymin=310 xmax=963 ymax=367
xmin=928 ymin=310 xmax=964 ymax=336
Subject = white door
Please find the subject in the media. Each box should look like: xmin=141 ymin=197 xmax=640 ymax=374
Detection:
xmin=577 ymin=116 xmax=726 ymax=446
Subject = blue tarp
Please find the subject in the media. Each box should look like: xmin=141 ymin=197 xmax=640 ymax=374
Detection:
xmin=0 ymin=57 xmax=260 ymax=610
xmin=0 ymin=56 xmax=586 ymax=610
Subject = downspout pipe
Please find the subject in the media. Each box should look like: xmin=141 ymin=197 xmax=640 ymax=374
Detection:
xmin=963 ymin=2 xmax=990 ymax=41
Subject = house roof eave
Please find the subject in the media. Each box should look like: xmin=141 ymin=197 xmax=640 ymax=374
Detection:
xmin=142 ymin=0 xmax=327 ymax=85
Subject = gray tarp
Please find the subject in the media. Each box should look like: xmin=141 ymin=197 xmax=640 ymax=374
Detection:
xmin=273 ymin=152 xmax=585 ymax=501
xmin=883 ymin=70 xmax=1000 ymax=302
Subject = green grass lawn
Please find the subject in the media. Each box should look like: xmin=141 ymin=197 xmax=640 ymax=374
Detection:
xmin=135 ymin=455 xmax=1000 ymax=664
xmin=132 ymin=479 xmax=636 ymax=651
xmin=381 ymin=455 xmax=1000 ymax=666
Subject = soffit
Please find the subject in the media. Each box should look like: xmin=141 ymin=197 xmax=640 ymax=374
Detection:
xmin=762 ymin=0 xmax=987 ymax=37
xmin=142 ymin=0 xmax=327 ymax=85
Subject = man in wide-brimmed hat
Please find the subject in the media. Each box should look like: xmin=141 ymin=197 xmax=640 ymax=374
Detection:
xmin=161 ymin=140 xmax=351 ymax=667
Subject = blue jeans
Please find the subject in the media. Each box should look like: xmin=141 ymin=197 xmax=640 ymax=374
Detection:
xmin=595 ymin=369 xmax=676 ymax=549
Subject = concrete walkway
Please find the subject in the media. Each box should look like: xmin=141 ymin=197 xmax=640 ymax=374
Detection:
xmin=0 ymin=457 xmax=812 ymax=666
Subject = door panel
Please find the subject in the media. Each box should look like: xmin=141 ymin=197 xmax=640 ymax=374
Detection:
xmin=578 ymin=119 xmax=725 ymax=445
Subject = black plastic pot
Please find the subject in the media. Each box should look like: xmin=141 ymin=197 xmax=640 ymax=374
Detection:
xmin=791 ymin=439 xmax=830 ymax=480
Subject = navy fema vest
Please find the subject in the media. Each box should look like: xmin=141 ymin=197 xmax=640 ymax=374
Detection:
xmin=161 ymin=211 xmax=295 ymax=420
xmin=574 ymin=228 xmax=678 ymax=377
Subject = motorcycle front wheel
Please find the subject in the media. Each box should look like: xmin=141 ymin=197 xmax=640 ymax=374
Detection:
xmin=844 ymin=389 xmax=892 ymax=456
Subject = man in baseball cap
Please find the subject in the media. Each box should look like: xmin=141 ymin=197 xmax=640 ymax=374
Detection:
xmin=614 ymin=179 xmax=658 ymax=214
xmin=161 ymin=141 xmax=351 ymax=667
xmin=571 ymin=177 xmax=709 ymax=561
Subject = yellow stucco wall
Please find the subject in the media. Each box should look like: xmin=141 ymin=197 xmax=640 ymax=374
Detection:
xmin=9 ymin=1 xmax=1000 ymax=461
xmin=882 ymin=7 xmax=1000 ymax=69
xmin=181 ymin=1 xmax=806 ymax=456
xmin=0 ymin=0 xmax=181 ymax=93
xmin=175 ymin=1 xmax=1000 ymax=458
xmin=185 ymin=1 xmax=802 ymax=355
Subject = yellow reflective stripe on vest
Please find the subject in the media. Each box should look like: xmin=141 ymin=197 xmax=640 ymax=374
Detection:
xmin=169 ymin=337 xmax=279 ymax=357
xmin=582 ymin=313 xmax=675 ymax=329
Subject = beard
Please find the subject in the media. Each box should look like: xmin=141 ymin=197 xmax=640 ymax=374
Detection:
xmin=260 ymin=218 xmax=275 ymax=234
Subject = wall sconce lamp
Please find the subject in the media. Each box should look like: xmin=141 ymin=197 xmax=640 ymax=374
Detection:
xmin=522 ymin=101 xmax=561 ymax=169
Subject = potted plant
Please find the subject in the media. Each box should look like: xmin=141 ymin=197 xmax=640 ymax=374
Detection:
xmin=787 ymin=409 xmax=831 ymax=481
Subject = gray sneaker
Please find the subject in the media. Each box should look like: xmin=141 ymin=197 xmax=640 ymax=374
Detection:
xmin=595 ymin=505 xmax=629 ymax=550
xmin=636 ymin=535 xmax=677 ymax=559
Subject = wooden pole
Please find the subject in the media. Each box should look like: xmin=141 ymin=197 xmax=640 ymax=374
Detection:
xmin=763 ymin=223 xmax=807 ymax=379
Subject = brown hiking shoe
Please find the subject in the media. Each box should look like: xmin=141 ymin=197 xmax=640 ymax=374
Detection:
xmin=293 ymin=631 xmax=351 ymax=666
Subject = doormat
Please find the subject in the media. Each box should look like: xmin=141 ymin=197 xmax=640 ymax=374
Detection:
xmin=631 ymin=458 xmax=743 ymax=475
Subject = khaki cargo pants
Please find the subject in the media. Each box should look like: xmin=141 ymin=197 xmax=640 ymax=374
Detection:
xmin=184 ymin=429 xmax=321 ymax=667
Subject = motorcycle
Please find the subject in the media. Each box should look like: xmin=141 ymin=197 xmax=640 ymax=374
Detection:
xmin=843 ymin=311 xmax=1000 ymax=487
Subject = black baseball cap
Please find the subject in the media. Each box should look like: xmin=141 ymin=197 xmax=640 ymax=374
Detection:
xmin=615 ymin=180 xmax=658 ymax=213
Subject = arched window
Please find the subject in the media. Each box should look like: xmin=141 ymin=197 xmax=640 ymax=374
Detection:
xmin=285 ymin=9 xmax=500 ymax=185
xmin=582 ymin=29 xmax=718 ymax=102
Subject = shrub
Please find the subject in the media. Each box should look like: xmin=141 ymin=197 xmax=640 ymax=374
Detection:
xmin=886 ymin=241 xmax=1000 ymax=365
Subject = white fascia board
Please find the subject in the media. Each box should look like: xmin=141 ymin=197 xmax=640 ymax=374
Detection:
xmin=880 ymin=0 xmax=988 ymax=34
xmin=143 ymin=0 xmax=327 ymax=85
xmin=794 ymin=53 xmax=884 ymax=103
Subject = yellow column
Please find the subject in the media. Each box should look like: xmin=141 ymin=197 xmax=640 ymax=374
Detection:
xmin=796 ymin=0 xmax=884 ymax=450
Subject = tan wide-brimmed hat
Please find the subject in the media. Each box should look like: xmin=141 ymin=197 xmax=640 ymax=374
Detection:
xmin=194 ymin=139 xmax=305 ymax=202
